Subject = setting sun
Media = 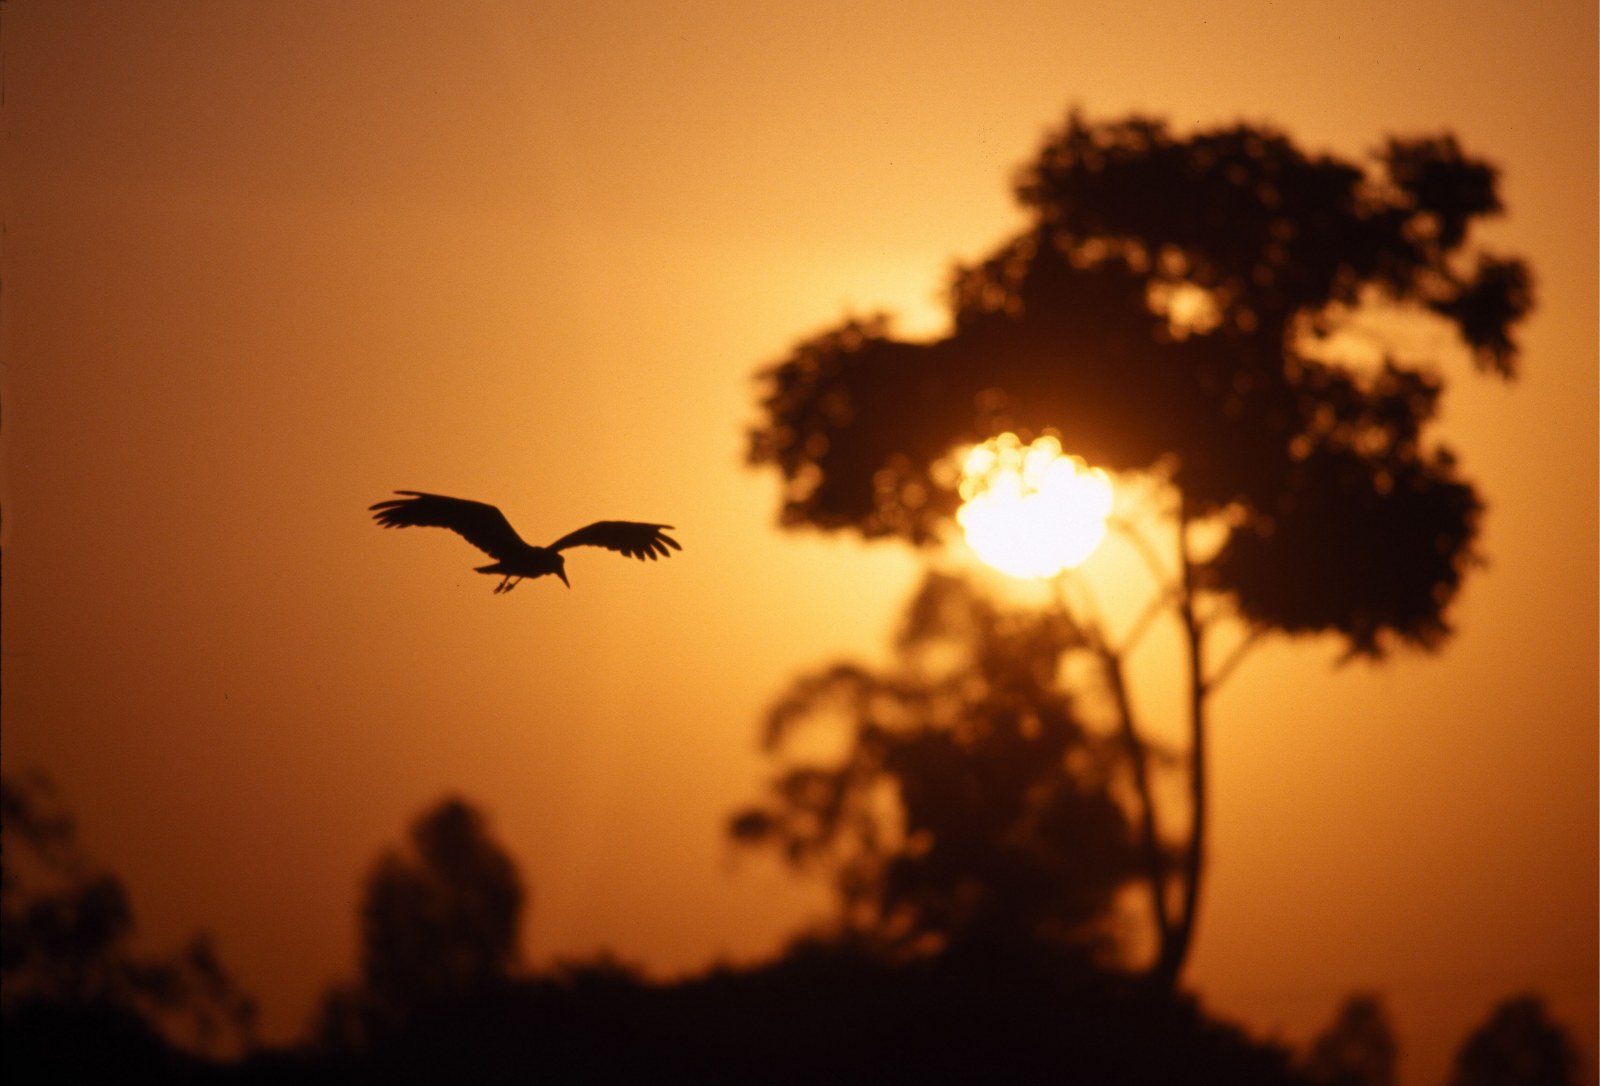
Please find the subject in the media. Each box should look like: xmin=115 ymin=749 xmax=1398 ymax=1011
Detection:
xmin=955 ymin=432 xmax=1114 ymax=579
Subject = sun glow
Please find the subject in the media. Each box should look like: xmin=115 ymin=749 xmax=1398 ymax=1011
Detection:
xmin=955 ymin=432 xmax=1114 ymax=579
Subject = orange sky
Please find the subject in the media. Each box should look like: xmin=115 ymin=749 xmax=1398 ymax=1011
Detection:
xmin=3 ymin=3 xmax=1595 ymax=1082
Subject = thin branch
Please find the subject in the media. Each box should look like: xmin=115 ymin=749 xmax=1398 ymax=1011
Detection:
xmin=1052 ymin=568 xmax=1104 ymax=637
xmin=1052 ymin=570 xmax=1173 ymax=950
xmin=1112 ymin=586 xmax=1177 ymax=657
xmin=1097 ymin=639 xmax=1173 ymax=948
xmin=1103 ymin=510 xmax=1193 ymax=656
xmin=1110 ymin=514 xmax=1177 ymax=593
xmin=1205 ymin=625 xmax=1263 ymax=693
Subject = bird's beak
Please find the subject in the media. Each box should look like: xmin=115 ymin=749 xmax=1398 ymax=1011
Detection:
xmin=557 ymin=569 xmax=570 ymax=588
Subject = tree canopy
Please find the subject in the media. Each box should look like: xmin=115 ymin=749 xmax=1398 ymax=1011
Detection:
xmin=1303 ymin=994 xmax=1399 ymax=1086
xmin=749 ymin=112 xmax=1531 ymax=657
xmin=1447 ymin=995 xmax=1582 ymax=1086
xmin=318 ymin=796 xmax=524 ymax=1048
xmin=732 ymin=572 xmax=1147 ymax=961
xmin=0 ymin=773 xmax=256 ymax=1062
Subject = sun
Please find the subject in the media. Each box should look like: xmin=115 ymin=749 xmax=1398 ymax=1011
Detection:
xmin=955 ymin=432 xmax=1114 ymax=579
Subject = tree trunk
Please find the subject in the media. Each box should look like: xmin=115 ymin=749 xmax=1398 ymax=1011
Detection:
xmin=1152 ymin=491 xmax=1207 ymax=990
xmin=1099 ymin=645 xmax=1173 ymax=957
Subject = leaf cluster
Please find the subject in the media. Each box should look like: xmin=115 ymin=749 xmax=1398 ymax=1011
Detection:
xmin=731 ymin=573 xmax=1147 ymax=960
xmin=749 ymin=112 xmax=1532 ymax=656
xmin=0 ymin=773 xmax=257 ymax=1056
xmin=318 ymin=797 xmax=525 ymax=1049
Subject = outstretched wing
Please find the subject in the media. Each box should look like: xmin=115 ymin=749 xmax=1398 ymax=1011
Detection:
xmin=369 ymin=491 xmax=528 ymax=559
xmin=546 ymin=521 xmax=681 ymax=561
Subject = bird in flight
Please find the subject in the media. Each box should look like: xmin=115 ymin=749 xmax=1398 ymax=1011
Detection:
xmin=370 ymin=491 xmax=680 ymax=593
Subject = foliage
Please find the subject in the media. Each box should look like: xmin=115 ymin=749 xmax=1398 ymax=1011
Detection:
xmin=0 ymin=772 xmax=257 ymax=1059
xmin=749 ymin=111 xmax=1530 ymax=657
xmin=1303 ymin=993 xmax=1398 ymax=1086
xmin=744 ymin=107 xmax=1531 ymax=991
xmin=1447 ymin=995 xmax=1582 ymax=1086
xmin=732 ymin=572 xmax=1148 ymax=961
xmin=315 ymin=796 xmax=524 ymax=1048
xmin=270 ymin=944 xmax=1316 ymax=1085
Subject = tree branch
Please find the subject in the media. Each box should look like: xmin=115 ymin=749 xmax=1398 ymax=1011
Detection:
xmin=1056 ymin=577 xmax=1175 ymax=956
xmin=1101 ymin=642 xmax=1173 ymax=953
xmin=1205 ymin=624 xmax=1263 ymax=693
xmin=1113 ymin=586 xmax=1179 ymax=657
xmin=1110 ymin=513 xmax=1176 ymax=593
xmin=1154 ymin=488 xmax=1208 ymax=989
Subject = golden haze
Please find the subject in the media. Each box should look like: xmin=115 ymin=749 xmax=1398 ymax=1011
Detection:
xmin=1 ymin=3 xmax=1594 ymax=1083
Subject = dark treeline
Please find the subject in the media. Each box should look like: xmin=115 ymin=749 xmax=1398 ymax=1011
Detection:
xmin=1 ymin=772 xmax=255 ymax=1081
xmin=228 ymin=948 xmax=1310 ymax=1085
xmin=3 ymin=780 xmax=1583 ymax=1085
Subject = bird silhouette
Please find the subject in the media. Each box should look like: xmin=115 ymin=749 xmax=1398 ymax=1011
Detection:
xmin=370 ymin=491 xmax=680 ymax=593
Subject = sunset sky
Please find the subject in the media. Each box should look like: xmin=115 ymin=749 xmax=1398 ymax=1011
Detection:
xmin=3 ymin=3 xmax=1595 ymax=1083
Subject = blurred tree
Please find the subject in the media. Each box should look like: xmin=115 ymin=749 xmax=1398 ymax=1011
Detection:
xmin=0 ymin=772 xmax=257 ymax=1057
xmin=747 ymin=110 xmax=1530 ymax=987
xmin=1447 ymin=995 xmax=1581 ymax=1086
xmin=732 ymin=572 xmax=1148 ymax=962
xmin=316 ymin=796 xmax=525 ymax=1047
xmin=1303 ymin=993 xmax=1398 ymax=1086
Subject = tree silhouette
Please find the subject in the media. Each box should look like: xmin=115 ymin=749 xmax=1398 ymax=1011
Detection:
xmin=317 ymin=796 xmax=525 ymax=1048
xmin=733 ymin=572 xmax=1148 ymax=963
xmin=1303 ymin=993 xmax=1398 ymax=1086
xmin=0 ymin=772 xmax=257 ymax=1062
xmin=1447 ymin=995 xmax=1581 ymax=1086
xmin=747 ymin=110 xmax=1531 ymax=986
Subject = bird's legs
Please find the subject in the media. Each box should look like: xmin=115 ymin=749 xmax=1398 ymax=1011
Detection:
xmin=492 ymin=575 xmax=523 ymax=594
